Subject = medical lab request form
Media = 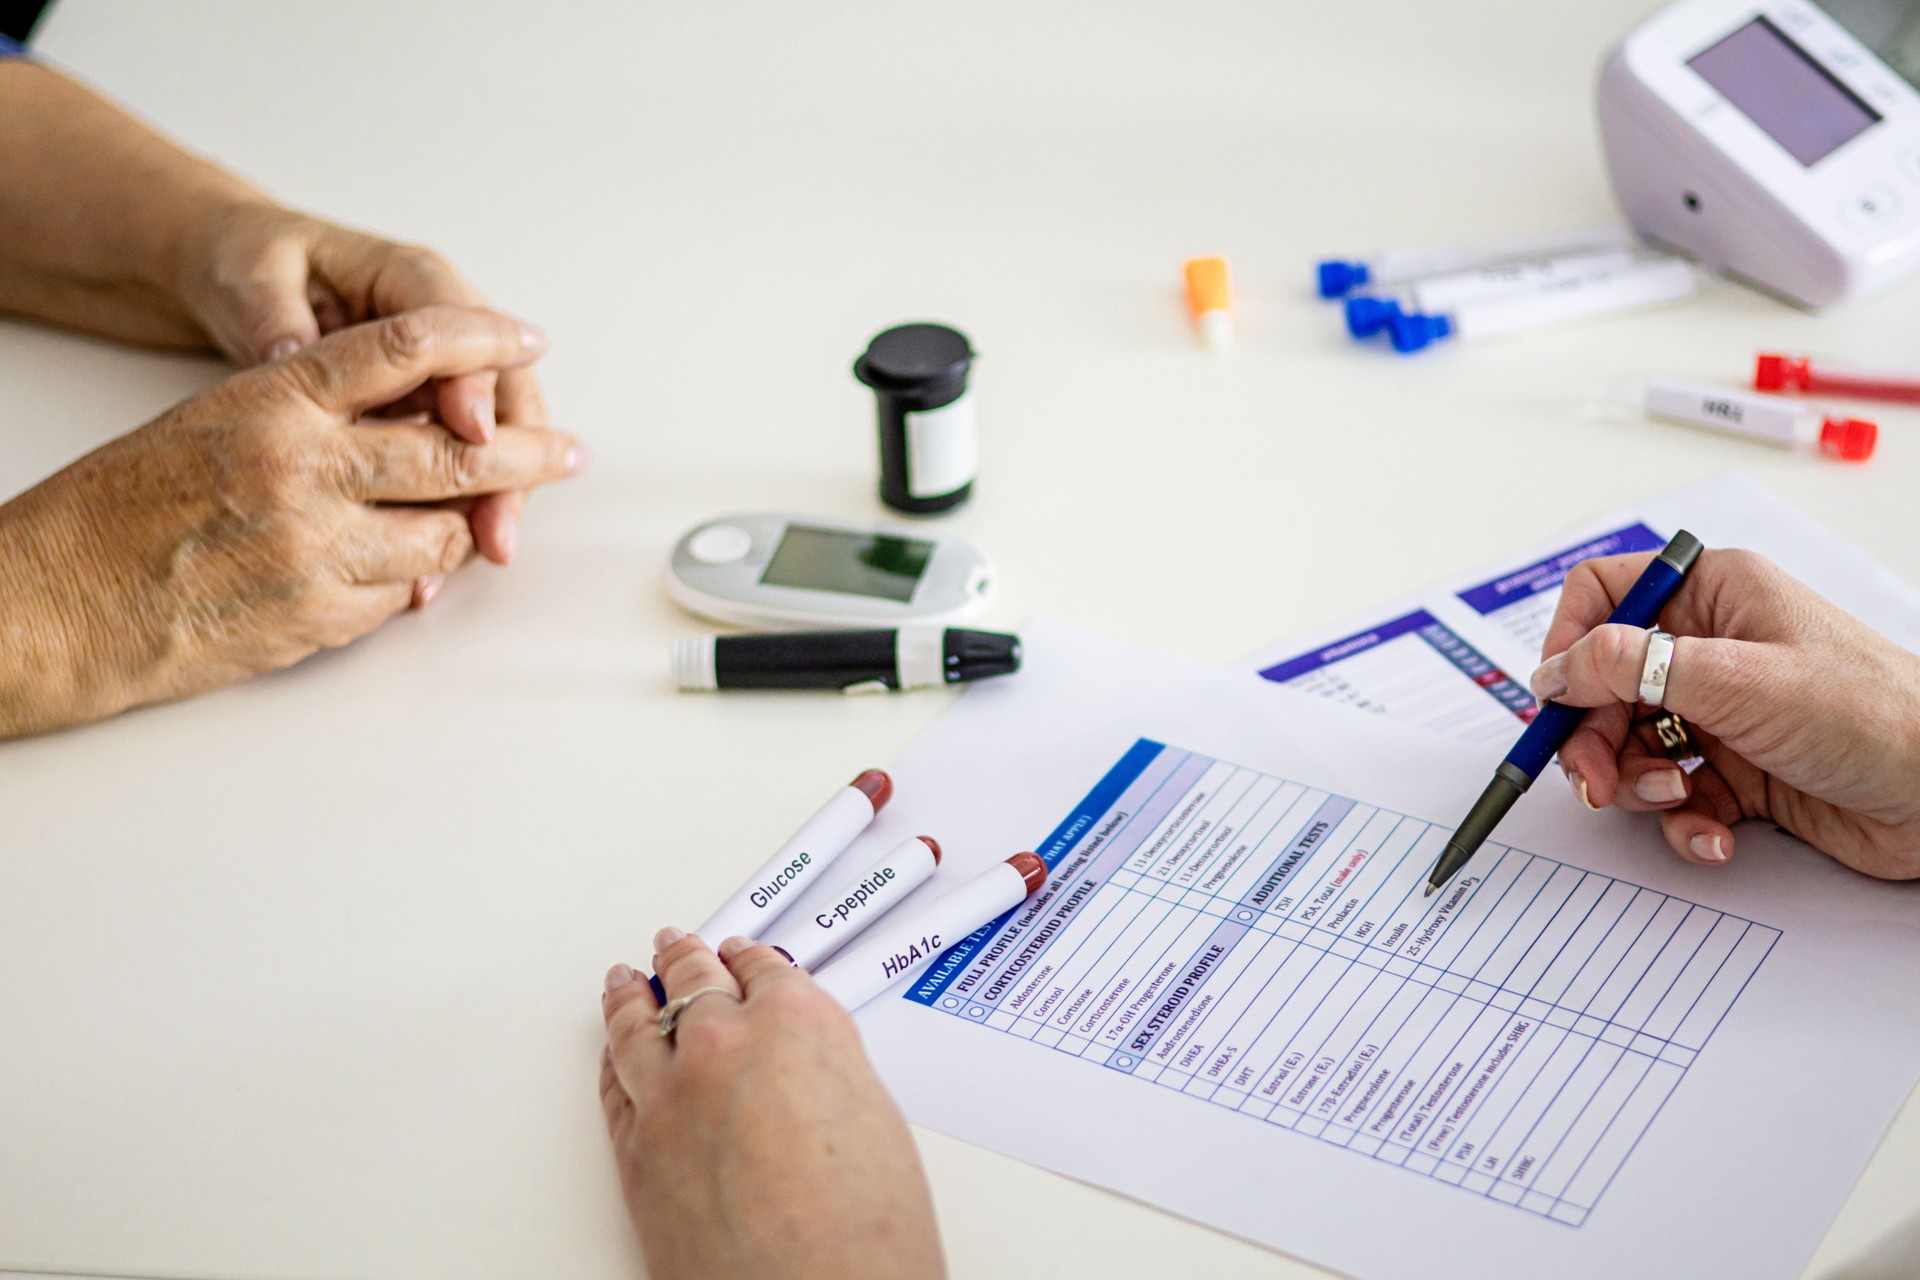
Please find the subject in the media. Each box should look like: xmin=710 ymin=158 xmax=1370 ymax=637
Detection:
xmin=832 ymin=619 xmax=1920 ymax=1280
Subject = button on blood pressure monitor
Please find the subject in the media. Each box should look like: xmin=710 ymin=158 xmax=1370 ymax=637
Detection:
xmin=1839 ymin=185 xmax=1901 ymax=226
xmin=667 ymin=513 xmax=995 ymax=630
xmin=688 ymin=524 xmax=753 ymax=565
xmin=1600 ymin=0 xmax=1920 ymax=307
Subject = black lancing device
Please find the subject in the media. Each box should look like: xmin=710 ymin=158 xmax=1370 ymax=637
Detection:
xmin=673 ymin=628 xmax=1020 ymax=692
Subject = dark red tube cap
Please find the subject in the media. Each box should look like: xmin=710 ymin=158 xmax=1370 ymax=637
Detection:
xmin=1754 ymin=352 xmax=1809 ymax=393
xmin=917 ymin=836 xmax=942 ymax=865
xmin=850 ymin=769 xmax=893 ymax=811
xmin=1008 ymin=852 xmax=1046 ymax=894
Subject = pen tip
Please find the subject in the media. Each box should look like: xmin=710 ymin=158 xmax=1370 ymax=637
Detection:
xmin=1422 ymin=883 xmax=1437 ymax=898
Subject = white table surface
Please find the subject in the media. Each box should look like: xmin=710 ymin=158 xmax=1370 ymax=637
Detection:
xmin=3 ymin=2 xmax=1918 ymax=1277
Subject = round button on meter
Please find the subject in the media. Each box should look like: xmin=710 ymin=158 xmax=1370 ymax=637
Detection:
xmin=687 ymin=525 xmax=753 ymax=565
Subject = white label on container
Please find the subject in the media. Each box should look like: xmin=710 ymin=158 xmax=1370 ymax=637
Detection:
xmin=1644 ymin=379 xmax=1800 ymax=445
xmin=906 ymin=391 xmax=977 ymax=498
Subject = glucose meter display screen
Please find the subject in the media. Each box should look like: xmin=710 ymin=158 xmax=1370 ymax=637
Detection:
xmin=1689 ymin=16 xmax=1881 ymax=165
xmin=759 ymin=525 xmax=933 ymax=601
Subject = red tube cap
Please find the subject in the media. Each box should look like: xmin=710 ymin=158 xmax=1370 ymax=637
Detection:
xmin=850 ymin=769 xmax=893 ymax=811
xmin=1008 ymin=852 xmax=1047 ymax=894
xmin=917 ymin=836 xmax=942 ymax=865
xmin=1755 ymin=352 xmax=1810 ymax=393
xmin=1818 ymin=416 xmax=1877 ymax=461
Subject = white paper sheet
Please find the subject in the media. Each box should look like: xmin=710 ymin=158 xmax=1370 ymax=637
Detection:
xmin=1241 ymin=470 xmax=1920 ymax=745
xmin=824 ymin=621 xmax=1920 ymax=1280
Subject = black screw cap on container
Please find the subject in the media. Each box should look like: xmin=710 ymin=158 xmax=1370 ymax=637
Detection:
xmin=855 ymin=322 xmax=976 ymax=515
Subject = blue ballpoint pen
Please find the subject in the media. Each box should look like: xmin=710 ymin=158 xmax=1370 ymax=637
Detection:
xmin=1423 ymin=530 xmax=1705 ymax=897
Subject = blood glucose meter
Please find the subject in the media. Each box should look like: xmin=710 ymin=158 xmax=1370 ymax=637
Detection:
xmin=667 ymin=513 xmax=994 ymax=629
xmin=1600 ymin=0 xmax=1920 ymax=306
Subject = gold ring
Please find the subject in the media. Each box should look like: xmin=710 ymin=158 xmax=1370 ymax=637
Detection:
xmin=1648 ymin=711 xmax=1697 ymax=762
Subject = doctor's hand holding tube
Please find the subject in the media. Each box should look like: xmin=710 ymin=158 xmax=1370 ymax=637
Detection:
xmin=1531 ymin=548 xmax=1920 ymax=879
xmin=600 ymin=931 xmax=947 ymax=1280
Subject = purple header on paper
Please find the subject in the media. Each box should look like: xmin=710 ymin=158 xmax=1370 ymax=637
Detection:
xmin=1455 ymin=523 xmax=1664 ymax=617
xmin=1258 ymin=610 xmax=1439 ymax=685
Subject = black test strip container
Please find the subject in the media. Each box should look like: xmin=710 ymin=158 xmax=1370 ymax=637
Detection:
xmin=854 ymin=323 xmax=976 ymax=515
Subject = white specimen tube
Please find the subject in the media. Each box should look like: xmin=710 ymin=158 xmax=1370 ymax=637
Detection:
xmin=1318 ymin=223 xmax=1633 ymax=296
xmin=760 ymin=836 xmax=942 ymax=970
xmin=811 ymin=853 xmax=1047 ymax=1011
xmin=1391 ymin=257 xmax=1695 ymax=352
xmin=1401 ymin=249 xmax=1636 ymax=313
xmin=1345 ymin=250 xmax=1636 ymax=337
xmin=1636 ymin=379 xmax=1877 ymax=460
xmin=696 ymin=774 xmax=887 ymax=944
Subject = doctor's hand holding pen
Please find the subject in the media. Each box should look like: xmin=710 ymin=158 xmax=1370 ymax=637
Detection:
xmin=599 ymin=930 xmax=947 ymax=1280
xmin=1531 ymin=548 xmax=1920 ymax=879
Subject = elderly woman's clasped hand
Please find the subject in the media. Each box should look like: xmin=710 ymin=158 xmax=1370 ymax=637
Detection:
xmin=0 ymin=308 xmax=583 ymax=737
xmin=0 ymin=59 xmax=588 ymax=738
xmin=172 ymin=203 xmax=553 ymax=565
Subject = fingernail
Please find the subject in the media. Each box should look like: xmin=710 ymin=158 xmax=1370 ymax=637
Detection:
xmin=519 ymin=322 xmax=548 ymax=353
xmin=1530 ymin=654 xmax=1569 ymax=703
xmin=1634 ymin=769 xmax=1688 ymax=804
xmin=1568 ymin=769 xmax=1599 ymax=811
xmin=718 ymin=936 xmax=751 ymax=960
xmin=414 ymin=575 xmax=445 ymax=609
xmin=473 ymin=400 xmax=496 ymax=443
xmin=266 ymin=337 xmax=301 ymax=362
xmin=652 ymin=926 xmax=687 ymax=953
xmin=1689 ymin=833 xmax=1728 ymax=863
xmin=498 ymin=516 xmax=519 ymax=565
xmin=600 ymin=1044 xmax=612 ymax=1069
xmin=565 ymin=442 xmax=592 ymax=475
xmin=604 ymin=963 xmax=636 ymax=993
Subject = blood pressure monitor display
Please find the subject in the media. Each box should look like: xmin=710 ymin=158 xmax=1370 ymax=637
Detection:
xmin=1689 ymin=15 xmax=1882 ymax=164
xmin=758 ymin=525 xmax=933 ymax=602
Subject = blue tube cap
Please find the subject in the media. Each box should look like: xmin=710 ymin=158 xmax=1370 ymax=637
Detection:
xmin=1316 ymin=260 xmax=1370 ymax=299
xmin=1388 ymin=311 xmax=1453 ymax=354
xmin=1344 ymin=296 xmax=1403 ymax=339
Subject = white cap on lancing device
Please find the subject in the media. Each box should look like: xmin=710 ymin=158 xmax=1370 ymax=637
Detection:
xmin=671 ymin=636 xmax=719 ymax=690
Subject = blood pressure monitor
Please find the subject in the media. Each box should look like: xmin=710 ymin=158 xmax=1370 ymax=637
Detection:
xmin=1600 ymin=0 xmax=1920 ymax=306
xmin=667 ymin=513 xmax=994 ymax=629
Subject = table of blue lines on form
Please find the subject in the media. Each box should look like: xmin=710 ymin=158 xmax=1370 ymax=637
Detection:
xmin=908 ymin=740 xmax=1779 ymax=1226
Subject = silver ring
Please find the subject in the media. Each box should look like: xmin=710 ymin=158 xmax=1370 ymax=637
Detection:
xmin=1639 ymin=629 xmax=1677 ymax=708
xmin=657 ymin=986 xmax=740 ymax=1040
